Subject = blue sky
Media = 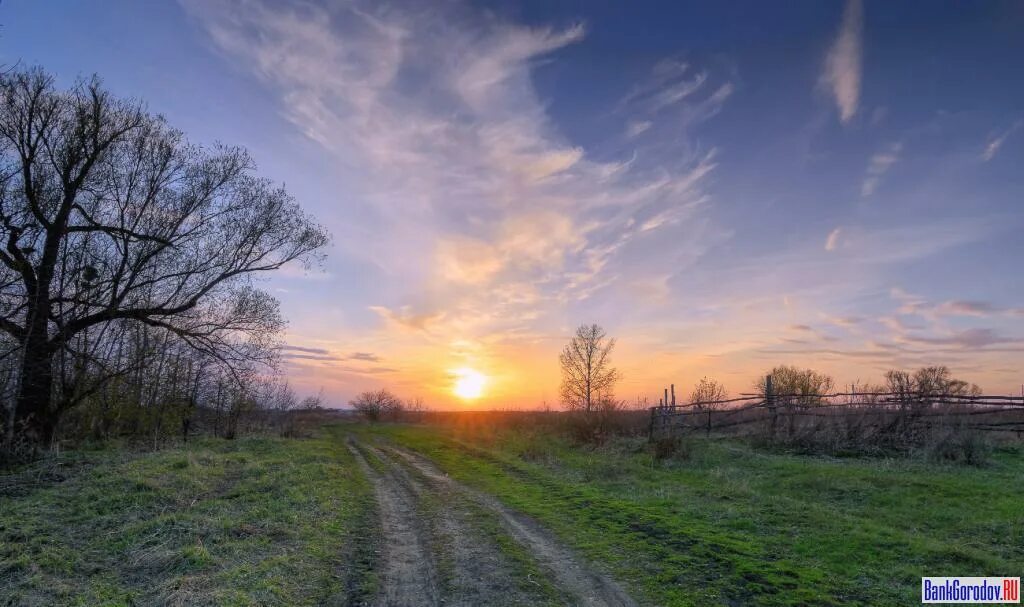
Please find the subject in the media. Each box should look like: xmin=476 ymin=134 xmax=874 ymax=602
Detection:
xmin=5 ymin=0 xmax=1024 ymax=405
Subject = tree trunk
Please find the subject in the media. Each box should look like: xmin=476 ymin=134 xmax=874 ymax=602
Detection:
xmin=15 ymin=337 xmax=56 ymax=444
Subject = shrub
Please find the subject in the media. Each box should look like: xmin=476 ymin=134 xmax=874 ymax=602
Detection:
xmin=349 ymin=389 xmax=404 ymax=421
xmin=563 ymin=398 xmax=643 ymax=445
xmin=924 ymin=427 xmax=992 ymax=466
xmin=651 ymin=436 xmax=692 ymax=461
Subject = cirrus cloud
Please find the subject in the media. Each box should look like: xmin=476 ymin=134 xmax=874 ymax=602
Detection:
xmin=820 ymin=0 xmax=864 ymax=124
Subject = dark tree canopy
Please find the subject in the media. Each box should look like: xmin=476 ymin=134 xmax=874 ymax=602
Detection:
xmin=0 ymin=69 xmax=329 ymax=442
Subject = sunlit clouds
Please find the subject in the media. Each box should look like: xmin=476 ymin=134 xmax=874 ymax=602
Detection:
xmin=163 ymin=0 xmax=1024 ymax=405
xmin=178 ymin=0 xmax=735 ymax=404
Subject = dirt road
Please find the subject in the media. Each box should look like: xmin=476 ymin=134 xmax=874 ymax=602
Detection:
xmin=347 ymin=437 xmax=638 ymax=607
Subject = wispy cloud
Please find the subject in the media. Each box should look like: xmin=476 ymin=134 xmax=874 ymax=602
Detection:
xmin=182 ymin=0 xmax=732 ymax=359
xmin=861 ymin=141 xmax=902 ymax=196
xmin=834 ymin=217 xmax=989 ymax=263
xmin=282 ymin=345 xmax=330 ymax=356
xmin=982 ymin=120 xmax=1022 ymax=161
xmin=177 ymin=0 xmax=1023 ymax=401
xmin=280 ymin=344 xmax=384 ymax=364
xmin=820 ymin=0 xmax=864 ymax=123
xmin=824 ymin=227 xmax=842 ymax=251
xmin=347 ymin=352 xmax=382 ymax=362
xmin=899 ymin=328 xmax=1023 ymax=349
xmin=368 ymin=305 xmax=446 ymax=334
xmin=893 ymin=290 xmax=1023 ymax=320
xmin=625 ymin=120 xmax=652 ymax=138
xmin=823 ymin=315 xmax=864 ymax=328
xmin=619 ymin=57 xmax=733 ymax=136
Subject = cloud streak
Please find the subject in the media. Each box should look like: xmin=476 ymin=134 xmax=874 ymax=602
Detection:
xmin=825 ymin=227 xmax=842 ymax=251
xmin=982 ymin=120 xmax=1022 ymax=161
xmin=821 ymin=0 xmax=864 ymax=124
xmin=861 ymin=141 xmax=901 ymax=196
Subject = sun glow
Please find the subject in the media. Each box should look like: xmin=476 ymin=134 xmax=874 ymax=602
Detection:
xmin=452 ymin=367 xmax=487 ymax=400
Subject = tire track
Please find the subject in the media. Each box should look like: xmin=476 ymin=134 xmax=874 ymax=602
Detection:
xmin=347 ymin=441 xmax=441 ymax=607
xmin=363 ymin=444 xmax=562 ymax=606
xmin=382 ymin=444 xmax=639 ymax=607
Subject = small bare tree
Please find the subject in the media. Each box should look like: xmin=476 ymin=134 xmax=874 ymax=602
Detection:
xmin=403 ymin=396 xmax=427 ymax=422
xmin=559 ymin=324 xmax=619 ymax=413
xmin=262 ymin=379 xmax=298 ymax=437
xmin=912 ymin=366 xmax=981 ymax=398
xmin=756 ymin=365 xmax=834 ymax=405
xmin=885 ymin=366 xmax=981 ymax=407
xmin=689 ymin=377 xmax=727 ymax=410
xmin=884 ymin=370 xmax=916 ymax=401
xmin=350 ymin=389 xmax=403 ymax=421
xmin=300 ymin=390 xmax=325 ymax=411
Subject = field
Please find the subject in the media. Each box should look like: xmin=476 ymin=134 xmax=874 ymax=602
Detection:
xmin=2 ymin=421 xmax=1023 ymax=606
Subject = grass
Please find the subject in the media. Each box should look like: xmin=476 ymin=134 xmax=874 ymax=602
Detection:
xmin=358 ymin=423 xmax=1024 ymax=606
xmin=3 ymin=421 xmax=1022 ymax=606
xmin=0 ymin=427 xmax=377 ymax=607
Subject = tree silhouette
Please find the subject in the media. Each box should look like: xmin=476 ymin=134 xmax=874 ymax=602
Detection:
xmin=0 ymin=69 xmax=328 ymax=444
xmin=559 ymin=324 xmax=619 ymax=412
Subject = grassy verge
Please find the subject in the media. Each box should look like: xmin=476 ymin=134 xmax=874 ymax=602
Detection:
xmin=360 ymin=423 xmax=1024 ymax=606
xmin=1 ymin=427 xmax=376 ymax=607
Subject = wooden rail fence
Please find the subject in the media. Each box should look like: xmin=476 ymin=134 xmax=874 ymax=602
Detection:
xmin=649 ymin=377 xmax=1024 ymax=441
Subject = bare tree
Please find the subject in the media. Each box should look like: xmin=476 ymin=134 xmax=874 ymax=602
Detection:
xmin=300 ymin=389 xmax=325 ymax=411
xmin=689 ymin=377 xmax=727 ymax=410
xmin=756 ymin=365 xmax=835 ymax=405
xmin=350 ymin=389 xmax=403 ymax=421
xmin=912 ymin=366 xmax=981 ymax=397
xmin=559 ymin=324 xmax=619 ymax=413
xmin=403 ymin=396 xmax=427 ymax=422
xmin=0 ymin=69 xmax=328 ymax=444
xmin=884 ymin=370 xmax=916 ymax=401
xmin=885 ymin=366 xmax=981 ymax=401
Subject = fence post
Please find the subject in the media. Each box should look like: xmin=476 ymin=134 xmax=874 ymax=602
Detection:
xmin=671 ymin=384 xmax=676 ymax=407
xmin=706 ymin=408 xmax=711 ymax=437
xmin=648 ymin=406 xmax=656 ymax=441
xmin=766 ymin=375 xmax=776 ymax=440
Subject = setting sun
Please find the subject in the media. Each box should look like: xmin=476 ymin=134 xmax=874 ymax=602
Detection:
xmin=452 ymin=368 xmax=487 ymax=400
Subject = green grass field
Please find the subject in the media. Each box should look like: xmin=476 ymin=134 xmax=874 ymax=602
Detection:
xmin=0 ymin=429 xmax=378 ymax=606
xmin=368 ymin=424 xmax=1024 ymax=605
xmin=3 ymin=422 xmax=1022 ymax=606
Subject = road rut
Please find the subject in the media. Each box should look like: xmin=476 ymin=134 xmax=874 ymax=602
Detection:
xmin=349 ymin=437 xmax=638 ymax=607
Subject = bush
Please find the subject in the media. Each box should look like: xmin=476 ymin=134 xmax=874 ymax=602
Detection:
xmin=349 ymin=389 xmax=404 ymax=421
xmin=651 ymin=436 xmax=692 ymax=461
xmin=924 ymin=428 xmax=992 ymax=466
xmin=562 ymin=399 xmax=645 ymax=445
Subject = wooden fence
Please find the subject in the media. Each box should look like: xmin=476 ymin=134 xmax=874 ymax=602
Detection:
xmin=648 ymin=377 xmax=1024 ymax=442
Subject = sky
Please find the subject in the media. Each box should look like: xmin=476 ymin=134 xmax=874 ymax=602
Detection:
xmin=4 ymin=0 xmax=1024 ymax=407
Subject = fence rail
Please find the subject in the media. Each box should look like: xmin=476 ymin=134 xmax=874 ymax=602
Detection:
xmin=648 ymin=379 xmax=1024 ymax=441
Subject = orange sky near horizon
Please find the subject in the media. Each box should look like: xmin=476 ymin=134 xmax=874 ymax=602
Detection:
xmin=281 ymin=319 xmax=1024 ymax=410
